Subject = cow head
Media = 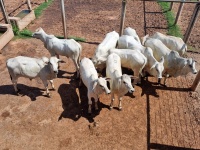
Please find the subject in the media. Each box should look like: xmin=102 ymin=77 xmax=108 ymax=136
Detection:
xmin=120 ymin=74 xmax=136 ymax=93
xmin=92 ymin=77 xmax=111 ymax=95
xmin=185 ymin=58 xmax=197 ymax=75
xmin=48 ymin=56 xmax=61 ymax=77
xmin=150 ymin=56 xmax=165 ymax=83
xmin=32 ymin=27 xmax=45 ymax=39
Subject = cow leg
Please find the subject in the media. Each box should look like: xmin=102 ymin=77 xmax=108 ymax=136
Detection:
xmin=118 ymin=96 xmax=122 ymax=111
xmin=164 ymin=74 xmax=169 ymax=85
xmin=12 ymin=78 xmax=19 ymax=94
xmin=49 ymin=80 xmax=55 ymax=90
xmin=110 ymin=93 xmax=114 ymax=110
xmin=88 ymin=94 xmax=92 ymax=114
xmin=72 ymin=59 xmax=80 ymax=79
xmin=42 ymin=80 xmax=50 ymax=97
xmin=94 ymin=95 xmax=99 ymax=111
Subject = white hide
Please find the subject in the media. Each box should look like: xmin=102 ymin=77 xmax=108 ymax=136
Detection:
xmin=32 ymin=27 xmax=82 ymax=78
xmin=109 ymin=48 xmax=147 ymax=84
xmin=92 ymin=31 xmax=119 ymax=71
xmin=123 ymin=27 xmax=141 ymax=44
xmin=118 ymin=35 xmax=165 ymax=82
xmin=80 ymin=57 xmax=110 ymax=114
xmin=106 ymin=53 xmax=135 ymax=110
xmin=118 ymin=35 xmax=145 ymax=53
xmin=143 ymin=36 xmax=197 ymax=85
xmin=6 ymin=56 xmax=60 ymax=97
xmin=151 ymin=32 xmax=187 ymax=56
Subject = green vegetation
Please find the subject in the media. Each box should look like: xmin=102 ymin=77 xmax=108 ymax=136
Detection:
xmin=34 ymin=0 xmax=54 ymax=18
xmin=158 ymin=2 xmax=183 ymax=38
xmin=11 ymin=0 xmax=86 ymax=42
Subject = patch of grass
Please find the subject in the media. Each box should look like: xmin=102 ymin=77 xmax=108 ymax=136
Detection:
xmin=34 ymin=0 xmax=54 ymax=18
xmin=158 ymin=2 xmax=183 ymax=38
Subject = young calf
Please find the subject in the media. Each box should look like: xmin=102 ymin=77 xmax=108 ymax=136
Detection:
xmin=6 ymin=56 xmax=60 ymax=97
xmin=32 ymin=27 xmax=82 ymax=78
xmin=106 ymin=53 xmax=135 ymax=110
xmin=80 ymin=57 xmax=110 ymax=114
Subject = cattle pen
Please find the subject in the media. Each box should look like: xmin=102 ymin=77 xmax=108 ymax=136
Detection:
xmin=0 ymin=0 xmax=200 ymax=150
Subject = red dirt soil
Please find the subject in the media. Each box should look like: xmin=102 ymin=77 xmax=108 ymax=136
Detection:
xmin=0 ymin=0 xmax=199 ymax=150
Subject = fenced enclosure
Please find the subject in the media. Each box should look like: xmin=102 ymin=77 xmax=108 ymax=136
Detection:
xmin=0 ymin=0 xmax=199 ymax=149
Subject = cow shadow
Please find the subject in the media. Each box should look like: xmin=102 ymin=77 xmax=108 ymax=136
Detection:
xmin=58 ymin=77 xmax=110 ymax=123
xmin=0 ymin=84 xmax=47 ymax=101
xmin=57 ymin=69 xmax=77 ymax=79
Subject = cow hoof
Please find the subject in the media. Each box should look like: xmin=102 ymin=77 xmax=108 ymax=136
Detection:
xmin=47 ymin=93 xmax=51 ymax=98
xmin=109 ymin=106 xmax=113 ymax=110
xmin=118 ymin=107 xmax=122 ymax=111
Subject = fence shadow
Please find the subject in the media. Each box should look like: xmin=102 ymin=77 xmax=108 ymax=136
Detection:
xmin=143 ymin=1 xmax=168 ymax=35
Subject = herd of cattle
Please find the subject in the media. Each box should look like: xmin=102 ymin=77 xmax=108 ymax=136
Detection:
xmin=6 ymin=27 xmax=197 ymax=114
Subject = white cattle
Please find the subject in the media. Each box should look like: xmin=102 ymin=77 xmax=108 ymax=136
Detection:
xmin=118 ymin=35 xmax=145 ymax=53
xmin=109 ymin=48 xmax=147 ymax=84
xmin=143 ymin=47 xmax=165 ymax=83
xmin=32 ymin=27 xmax=82 ymax=78
xmin=6 ymin=56 xmax=61 ymax=97
xmin=151 ymin=32 xmax=187 ymax=56
xmin=80 ymin=57 xmax=111 ymax=114
xmin=117 ymin=35 xmax=164 ymax=83
xmin=92 ymin=31 xmax=119 ymax=71
xmin=106 ymin=53 xmax=135 ymax=110
xmin=123 ymin=27 xmax=141 ymax=44
xmin=143 ymin=35 xmax=197 ymax=85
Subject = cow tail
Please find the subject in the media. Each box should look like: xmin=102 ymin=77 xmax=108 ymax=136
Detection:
xmin=139 ymin=57 xmax=147 ymax=77
xmin=78 ymin=43 xmax=82 ymax=65
xmin=142 ymin=34 xmax=149 ymax=46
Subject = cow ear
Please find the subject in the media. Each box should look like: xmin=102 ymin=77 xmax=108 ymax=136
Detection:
xmin=105 ymin=77 xmax=111 ymax=81
xmin=160 ymin=56 xmax=164 ymax=64
xmin=129 ymin=75 xmax=138 ymax=79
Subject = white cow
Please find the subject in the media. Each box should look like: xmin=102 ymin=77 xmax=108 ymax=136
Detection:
xmin=109 ymin=48 xmax=147 ymax=84
xmin=123 ymin=27 xmax=141 ymax=44
xmin=6 ymin=56 xmax=61 ymax=97
xmin=117 ymin=35 xmax=164 ymax=83
xmin=92 ymin=31 xmax=119 ymax=71
xmin=143 ymin=35 xmax=197 ymax=85
xmin=106 ymin=53 xmax=135 ymax=110
xmin=118 ymin=35 xmax=145 ymax=53
xmin=80 ymin=57 xmax=111 ymax=114
xmin=150 ymin=32 xmax=187 ymax=56
xmin=32 ymin=27 xmax=82 ymax=78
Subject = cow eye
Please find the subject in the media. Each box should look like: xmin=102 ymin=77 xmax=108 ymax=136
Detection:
xmin=123 ymin=81 xmax=126 ymax=84
xmin=100 ymin=85 xmax=103 ymax=87
xmin=189 ymin=65 xmax=192 ymax=68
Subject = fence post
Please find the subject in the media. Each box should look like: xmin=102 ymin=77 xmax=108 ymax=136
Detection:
xmin=191 ymin=70 xmax=200 ymax=91
xmin=184 ymin=3 xmax=200 ymax=43
xmin=0 ymin=0 xmax=10 ymax=24
xmin=60 ymin=0 xmax=67 ymax=39
xmin=119 ymin=0 xmax=127 ymax=36
xmin=174 ymin=1 xmax=185 ymax=25
xmin=27 ymin=0 xmax=32 ymax=10
xmin=169 ymin=2 xmax=173 ymax=11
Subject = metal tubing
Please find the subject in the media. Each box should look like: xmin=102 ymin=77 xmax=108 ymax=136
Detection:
xmin=27 ymin=0 xmax=32 ymax=10
xmin=184 ymin=3 xmax=200 ymax=43
xmin=0 ymin=0 xmax=10 ymax=24
xmin=174 ymin=1 xmax=184 ymax=25
xmin=60 ymin=0 xmax=67 ymax=39
xmin=119 ymin=0 xmax=127 ymax=36
xmin=169 ymin=2 xmax=173 ymax=11
xmin=191 ymin=70 xmax=200 ymax=91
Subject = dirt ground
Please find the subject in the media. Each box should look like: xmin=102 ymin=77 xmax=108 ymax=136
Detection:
xmin=0 ymin=0 xmax=200 ymax=150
